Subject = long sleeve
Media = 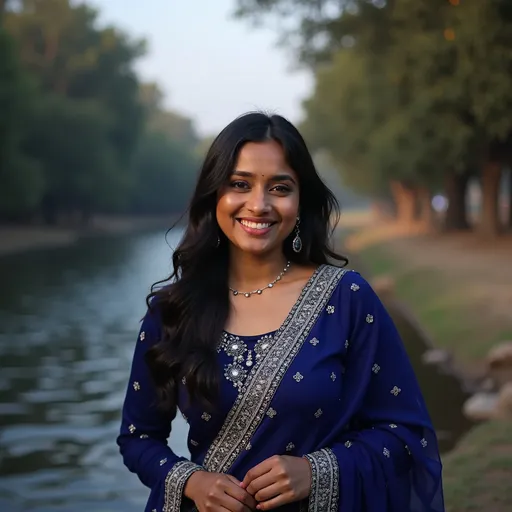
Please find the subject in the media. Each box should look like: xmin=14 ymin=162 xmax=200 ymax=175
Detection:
xmin=117 ymin=307 xmax=203 ymax=512
xmin=304 ymin=273 xmax=444 ymax=512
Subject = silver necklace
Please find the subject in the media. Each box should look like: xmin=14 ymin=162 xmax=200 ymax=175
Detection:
xmin=229 ymin=261 xmax=291 ymax=298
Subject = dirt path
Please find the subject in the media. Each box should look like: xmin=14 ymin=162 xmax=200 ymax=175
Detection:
xmin=346 ymin=222 xmax=512 ymax=323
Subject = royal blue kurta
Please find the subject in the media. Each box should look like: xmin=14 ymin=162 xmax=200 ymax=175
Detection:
xmin=117 ymin=265 xmax=444 ymax=511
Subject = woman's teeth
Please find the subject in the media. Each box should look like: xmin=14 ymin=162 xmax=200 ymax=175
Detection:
xmin=240 ymin=220 xmax=272 ymax=229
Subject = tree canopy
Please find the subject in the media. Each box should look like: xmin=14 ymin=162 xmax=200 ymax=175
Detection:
xmin=0 ymin=0 xmax=201 ymax=224
xmin=235 ymin=0 xmax=512 ymax=235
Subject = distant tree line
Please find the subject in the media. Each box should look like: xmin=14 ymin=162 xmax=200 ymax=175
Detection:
xmin=0 ymin=0 xmax=200 ymax=225
xmin=235 ymin=0 xmax=512 ymax=237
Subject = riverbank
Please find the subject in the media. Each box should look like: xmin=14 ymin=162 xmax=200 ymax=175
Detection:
xmin=343 ymin=218 xmax=512 ymax=511
xmin=0 ymin=214 xmax=180 ymax=257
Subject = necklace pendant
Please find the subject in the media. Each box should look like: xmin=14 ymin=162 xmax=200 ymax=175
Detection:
xmin=246 ymin=350 xmax=253 ymax=367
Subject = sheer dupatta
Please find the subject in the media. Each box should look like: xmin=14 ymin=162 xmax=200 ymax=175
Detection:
xmin=303 ymin=272 xmax=444 ymax=511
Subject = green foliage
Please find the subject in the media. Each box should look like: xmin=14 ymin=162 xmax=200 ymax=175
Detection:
xmin=0 ymin=0 xmax=200 ymax=223
xmin=236 ymin=0 xmax=512 ymax=205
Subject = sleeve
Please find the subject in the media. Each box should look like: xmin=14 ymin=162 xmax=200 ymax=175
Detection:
xmin=116 ymin=307 xmax=203 ymax=512
xmin=303 ymin=273 xmax=444 ymax=512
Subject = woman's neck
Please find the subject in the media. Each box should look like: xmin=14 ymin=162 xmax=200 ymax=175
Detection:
xmin=228 ymin=249 xmax=289 ymax=292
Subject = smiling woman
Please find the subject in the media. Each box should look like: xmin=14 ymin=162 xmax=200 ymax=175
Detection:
xmin=117 ymin=112 xmax=445 ymax=512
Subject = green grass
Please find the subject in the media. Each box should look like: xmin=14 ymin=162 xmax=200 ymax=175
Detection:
xmin=442 ymin=420 xmax=512 ymax=512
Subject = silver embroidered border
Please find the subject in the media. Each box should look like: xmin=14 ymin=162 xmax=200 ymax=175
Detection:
xmin=163 ymin=460 xmax=203 ymax=512
xmin=203 ymin=265 xmax=347 ymax=473
xmin=303 ymin=448 xmax=340 ymax=512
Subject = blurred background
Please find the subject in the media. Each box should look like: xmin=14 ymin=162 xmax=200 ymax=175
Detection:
xmin=0 ymin=1 xmax=511 ymax=511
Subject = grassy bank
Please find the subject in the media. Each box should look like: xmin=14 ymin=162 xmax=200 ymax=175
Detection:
xmin=346 ymin=227 xmax=512 ymax=511
xmin=357 ymin=241 xmax=512 ymax=372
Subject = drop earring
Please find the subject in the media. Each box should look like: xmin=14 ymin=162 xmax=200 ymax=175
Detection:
xmin=292 ymin=217 xmax=302 ymax=253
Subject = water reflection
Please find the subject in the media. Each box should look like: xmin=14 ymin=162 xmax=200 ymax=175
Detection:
xmin=0 ymin=229 xmax=189 ymax=511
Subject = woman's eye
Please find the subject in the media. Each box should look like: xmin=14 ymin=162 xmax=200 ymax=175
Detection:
xmin=272 ymin=185 xmax=291 ymax=193
xmin=230 ymin=181 xmax=249 ymax=189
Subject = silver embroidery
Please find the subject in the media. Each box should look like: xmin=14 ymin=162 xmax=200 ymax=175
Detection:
xmin=366 ymin=314 xmax=374 ymax=323
xmin=309 ymin=337 xmax=319 ymax=346
xmin=326 ymin=305 xmax=335 ymax=314
xmin=140 ymin=434 xmax=149 ymax=439
xmin=203 ymin=265 xmax=348 ymax=474
xmin=383 ymin=447 xmax=390 ymax=458
xmin=303 ymin=448 xmax=339 ymax=512
xmin=286 ymin=442 xmax=295 ymax=452
xmin=163 ymin=460 xmax=203 ymax=512
xmin=160 ymin=458 xmax=167 ymax=466
xmin=330 ymin=372 xmax=336 ymax=381
xmin=128 ymin=424 xmax=136 ymax=434
xmin=344 ymin=339 xmax=349 ymax=349
xmin=139 ymin=331 xmax=145 ymax=341
xmin=314 ymin=408 xmax=323 ymax=418
xmin=372 ymin=363 xmax=380 ymax=374
xmin=267 ymin=407 xmax=277 ymax=418
xmin=390 ymin=386 xmax=401 ymax=396
xmin=389 ymin=423 xmax=398 ymax=429
xmin=133 ymin=381 xmax=140 ymax=391
xmin=293 ymin=372 xmax=304 ymax=382
xmin=344 ymin=440 xmax=352 ymax=448
xmin=201 ymin=412 xmax=211 ymax=421
xmin=350 ymin=283 xmax=360 ymax=291
xmin=420 ymin=438 xmax=428 ymax=448
xmin=190 ymin=439 xmax=199 ymax=447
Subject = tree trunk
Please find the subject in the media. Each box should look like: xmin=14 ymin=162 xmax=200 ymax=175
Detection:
xmin=389 ymin=180 xmax=417 ymax=225
xmin=508 ymin=169 xmax=512 ymax=231
xmin=417 ymin=187 xmax=434 ymax=231
xmin=444 ymin=171 xmax=470 ymax=231
xmin=478 ymin=161 xmax=502 ymax=237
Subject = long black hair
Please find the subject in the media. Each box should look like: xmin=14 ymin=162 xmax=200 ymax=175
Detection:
xmin=145 ymin=112 xmax=348 ymax=411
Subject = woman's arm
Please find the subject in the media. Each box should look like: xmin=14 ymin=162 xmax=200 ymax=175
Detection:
xmin=116 ymin=307 xmax=203 ymax=511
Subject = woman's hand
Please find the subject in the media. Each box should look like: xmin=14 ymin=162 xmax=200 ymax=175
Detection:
xmin=184 ymin=471 xmax=258 ymax=512
xmin=241 ymin=455 xmax=312 ymax=510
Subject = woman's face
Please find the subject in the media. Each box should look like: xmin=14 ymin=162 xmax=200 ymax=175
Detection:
xmin=216 ymin=139 xmax=300 ymax=258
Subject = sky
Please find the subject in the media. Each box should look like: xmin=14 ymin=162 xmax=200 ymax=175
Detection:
xmin=90 ymin=0 xmax=313 ymax=137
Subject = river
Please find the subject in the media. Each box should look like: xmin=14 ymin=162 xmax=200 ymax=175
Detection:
xmin=0 ymin=229 xmax=473 ymax=511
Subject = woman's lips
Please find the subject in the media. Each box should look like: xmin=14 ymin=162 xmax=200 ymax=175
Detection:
xmin=237 ymin=218 xmax=276 ymax=236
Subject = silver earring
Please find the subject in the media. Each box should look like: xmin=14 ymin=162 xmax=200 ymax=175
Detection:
xmin=216 ymin=235 xmax=220 ymax=248
xmin=292 ymin=217 xmax=302 ymax=253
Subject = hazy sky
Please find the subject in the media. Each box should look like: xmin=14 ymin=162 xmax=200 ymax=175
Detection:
xmin=91 ymin=0 xmax=313 ymax=137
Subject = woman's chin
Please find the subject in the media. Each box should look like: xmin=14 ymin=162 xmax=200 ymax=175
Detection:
xmin=232 ymin=239 xmax=281 ymax=257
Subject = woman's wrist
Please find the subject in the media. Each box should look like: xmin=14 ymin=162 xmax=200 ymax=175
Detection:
xmin=183 ymin=470 xmax=205 ymax=501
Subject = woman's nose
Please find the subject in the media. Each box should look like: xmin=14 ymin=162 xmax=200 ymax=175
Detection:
xmin=246 ymin=188 xmax=271 ymax=214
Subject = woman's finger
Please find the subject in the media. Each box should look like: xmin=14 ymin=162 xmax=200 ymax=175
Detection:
xmin=256 ymin=492 xmax=291 ymax=511
xmin=254 ymin=482 xmax=282 ymax=503
xmin=245 ymin=471 xmax=276 ymax=496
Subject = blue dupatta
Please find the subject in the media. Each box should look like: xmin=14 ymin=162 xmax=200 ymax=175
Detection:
xmin=117 ymin=265 xmax=444 ymax=511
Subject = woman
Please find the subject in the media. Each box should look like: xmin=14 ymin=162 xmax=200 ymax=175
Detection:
xmin=117 ymin=112 xmax=444 ymax=512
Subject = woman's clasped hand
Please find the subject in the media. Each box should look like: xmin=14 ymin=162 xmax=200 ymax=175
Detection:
xmin=185 ymin=455 xmax=312 ymax=511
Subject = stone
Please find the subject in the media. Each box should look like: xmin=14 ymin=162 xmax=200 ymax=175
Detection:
xmin=462 ymin=392 xmax=499 ymax=421
xmin=495 ymin=382 xmax=512 ymax=419
xmin=486 ymin=341 xmax=512 ymax=387
xmin=422 ymin=348 xmax=452 ymax=366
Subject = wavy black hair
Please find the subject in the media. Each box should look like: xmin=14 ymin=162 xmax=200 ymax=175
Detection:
xmin=145 ymin=112 xmax=347 ymax=411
